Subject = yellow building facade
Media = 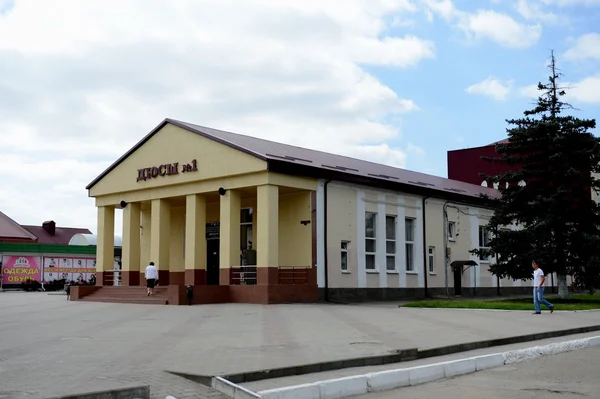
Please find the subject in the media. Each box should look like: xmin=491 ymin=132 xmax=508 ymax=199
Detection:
xmin=79 ymin=119 xmax=540 ymax=305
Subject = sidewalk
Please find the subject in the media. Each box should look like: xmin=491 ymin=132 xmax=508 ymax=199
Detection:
xmin=0 ymin=293 xmax=598 ymax=398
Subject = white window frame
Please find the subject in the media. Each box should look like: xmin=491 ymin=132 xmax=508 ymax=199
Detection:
xmin=405 ymin=217 xmax=415 ymax=272
xmin=448 ymin=221 xmax=456 ymax=241
xmin=341 ymin=241 xmax=350 ymax=272
xmin=365 ymin=212 xmax=377 ymax=271
xmin=385 ymin=215 xmax=397 ymax=272
xmin=479 ymin=225 xmax=491 ymax=262
xmin=428 ymin=246 xmax=435 ymax=274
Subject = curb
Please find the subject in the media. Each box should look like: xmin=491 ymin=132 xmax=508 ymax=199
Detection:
xmin=221 ymin=324 xmax=600 ymax=384
xmin=253 ymin=335 xmax=600 ymax=399
xmin=45 ymin=385 xmax=150 ymax=399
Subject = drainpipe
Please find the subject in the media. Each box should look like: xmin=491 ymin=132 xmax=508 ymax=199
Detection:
xmin=323 ymin=179 xmax=332 ymax=302
xmin=422 ymin=196 xmax=431 ymax=298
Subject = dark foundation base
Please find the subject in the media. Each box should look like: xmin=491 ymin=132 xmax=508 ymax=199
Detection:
xmin=122 ymin=271 xmax=140 ymax=286
xmin=185 ymin=269 xmax=207 ymax=285
xmin=318 ymin=286 xmax=551 ymax=303
xmin=74 ymin=284 xmax=319 ymax=305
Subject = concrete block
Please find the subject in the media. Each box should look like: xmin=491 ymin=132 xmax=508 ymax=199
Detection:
xmin=473 ymin=354 xmax=505 ymax=371
xmin=318 ymin=375 xmax=368 ymax=399
xmin=366 ymin=369 xmax=410 ymax=392
xmin=442 ymin=358 xmax=477 ymax=378
xmin=212 ymin=377 xmax=235 ymax=398
xmin=588 ymin=336 xmax=600 ymax=347
xmin=408 ymin=363 xmax=445 ymax=386
xmin=259 ymin=383 xmax=320 ymax=399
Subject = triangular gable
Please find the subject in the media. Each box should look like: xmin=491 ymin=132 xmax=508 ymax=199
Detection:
xmin=0 ymin=211 xmax=38 ymax=241
xmin=88 ymin=120 xmax=268 ymax=197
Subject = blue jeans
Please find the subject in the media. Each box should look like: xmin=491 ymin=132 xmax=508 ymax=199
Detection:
xmin=534 ymin=286 xmax=554 ymax=313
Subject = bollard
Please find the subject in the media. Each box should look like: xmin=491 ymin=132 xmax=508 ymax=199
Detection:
xmin=186 ymin=285 xmax=194 ymax=305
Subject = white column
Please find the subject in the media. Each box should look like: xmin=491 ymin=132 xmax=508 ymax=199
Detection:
xmin=356 ymin=189 xmax=366 ymax=288
xmin=416 ymin=200 xmax=425 ymax=288
xmin=316 ymin=180 xmax=326 ymax=288
xmin=396 ymin=196 xmax=406 ymax=288
xmin=377 ymin=194 xmax=387 ymax=288
xmin=469 ymin=210 xmax=480 ymax=289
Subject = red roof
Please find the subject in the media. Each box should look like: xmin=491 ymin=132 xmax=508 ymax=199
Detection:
xmin=87 ymin=118 xmax=501 ymax=202
xmin=0 ymin=211 xmax=37 ymax=242
xmin=21 ymin=225 xmax=92 ymax=245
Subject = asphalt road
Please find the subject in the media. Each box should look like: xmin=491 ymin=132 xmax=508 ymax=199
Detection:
xmin=359 ymin=346 xmax=600 ymax=399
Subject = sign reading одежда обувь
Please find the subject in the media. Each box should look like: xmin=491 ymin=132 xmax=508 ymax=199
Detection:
xmin=137 ymin=159 xmax=198 ymax=182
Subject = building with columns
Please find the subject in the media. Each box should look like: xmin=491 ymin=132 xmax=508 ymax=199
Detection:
xmin=72 ymin=119 xmax=533 ymax=305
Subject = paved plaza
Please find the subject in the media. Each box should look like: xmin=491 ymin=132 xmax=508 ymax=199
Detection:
xmin=1 ymin=292 xmax=599 ymax=398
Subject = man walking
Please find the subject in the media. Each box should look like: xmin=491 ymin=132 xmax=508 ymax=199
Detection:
xmin=532 ymin=260 xmax=555 ymax=314
xmin=145 ymin=261 xmax=158 ymax=296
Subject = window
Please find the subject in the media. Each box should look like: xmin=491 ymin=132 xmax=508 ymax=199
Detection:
xmin=428 ymin=246 xmax=435 ymax=273
xmin=240 ymin=208 xmax=254 ymax=266
xmin=405 ymin=218 xmax=415 ymax=271
xmin=240 ymin=208 xmax=253 ymax=251
xmin=448 ymin=221 xmax=456 ymax=241
xmin=386 ymin=215 xmax=397 ymax=271
xmin=341 ymin=241 xmax=349 ymax=271
xmin=479 ymin=225 xmax=491 ymax=262
xmin=365 ymin=212 xmax=377 ymax=271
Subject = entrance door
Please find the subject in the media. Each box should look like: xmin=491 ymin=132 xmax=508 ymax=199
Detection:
xmin=206 ymin=239 xmax=220 ymax=285
xmin=453 ymin=267 xmax=462 ymax=296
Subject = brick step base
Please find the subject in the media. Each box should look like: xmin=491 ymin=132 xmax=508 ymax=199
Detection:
xmin=78 ymin=286 xmax=169 ymax=305
xmin=80 ymin=297 xmax=168 ymax=305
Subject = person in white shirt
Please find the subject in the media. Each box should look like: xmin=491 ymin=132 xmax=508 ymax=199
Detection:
xmin=532 ymin=260 xmax=554 ymax=315
xmin=144 ymin=262 xmax=158 ymax=296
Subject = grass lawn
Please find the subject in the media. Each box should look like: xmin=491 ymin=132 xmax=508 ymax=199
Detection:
xmin=401 ymin=293 xmax=600 ymax=311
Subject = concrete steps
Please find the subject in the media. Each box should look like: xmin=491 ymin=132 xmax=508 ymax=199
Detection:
xmin=79 ymin=286 xmax=170 ymax=305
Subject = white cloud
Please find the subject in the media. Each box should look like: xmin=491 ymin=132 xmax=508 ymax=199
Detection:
xmin=519 ymin=74 xmax=600 ymax=104
xmin=515 ymin=0 xmax=558 ymax=23
xmin=424 ymin=0 xmax=542 ymax=48
xmin=564 ymin=33 xmax=600 ymax=61
xmin=466 ymin=77 xmax=513 ymax=101
xmin=0 ymin=0 xmax=433 ymax=235
xmin=541 ymin=0 xmax=600 ymax=6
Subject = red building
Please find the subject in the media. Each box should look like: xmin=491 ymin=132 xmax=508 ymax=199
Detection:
xmin=0 ymin=211 xmax=38 ymax=243
xmin=0 ymin=212 xmax=91 ymax=245
xmin=447 ymin=139 xmax=517 ymax=188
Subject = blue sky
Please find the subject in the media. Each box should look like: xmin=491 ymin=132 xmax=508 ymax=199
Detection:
xmin=0 ymin=0 xmax=599 ymax=233
xmin=371 ymin=0 xmax=600 ymax=176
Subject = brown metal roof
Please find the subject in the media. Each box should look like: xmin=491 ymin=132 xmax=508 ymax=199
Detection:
xmin=0 ymin=211 xmax=38 ymax=242
xmin=87 ymin=118 xmax=500 ymax=203
xmin=21 ymin=225 xmax=92 ymax=245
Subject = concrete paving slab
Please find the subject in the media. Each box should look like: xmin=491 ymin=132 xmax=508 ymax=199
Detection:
xmin=240 ymin=331 xmax=600 ymax=392
xmin=358 ymin=345 xmax=600 ymax=399
xmin=1 ymin=292 xmax=599 ymax=399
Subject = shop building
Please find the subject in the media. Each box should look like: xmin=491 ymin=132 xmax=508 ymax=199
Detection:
xmin=75 ymin=119 xmax=530 ymax=305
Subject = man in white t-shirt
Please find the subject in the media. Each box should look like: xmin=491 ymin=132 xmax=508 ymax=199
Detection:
xmin=532 ymin=260 xmax=554 ymax=315
xmin=144 ymin=262 xmax=158 ymax=296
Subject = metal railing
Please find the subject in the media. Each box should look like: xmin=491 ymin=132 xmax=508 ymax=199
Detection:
xmin=231 ymin=265 xmax=257 ymax=285
xmin=102 ymin=270 xmax=122 ymax=286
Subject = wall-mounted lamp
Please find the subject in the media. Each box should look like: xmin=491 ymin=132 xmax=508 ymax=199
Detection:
xmin=218 ymin=187 xmax=227 ymax=196
xmin=300 ymin=220 xmax=311 ymax=226
xmin=120 ymin=200 xmax=127 ymax=208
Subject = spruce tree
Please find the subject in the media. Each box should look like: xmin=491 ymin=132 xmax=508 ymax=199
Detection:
xmin=472 ymin=51 xmax=600 ymax=298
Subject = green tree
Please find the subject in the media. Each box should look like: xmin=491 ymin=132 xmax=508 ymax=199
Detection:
xmin=472 ymin=51 xmax=600 ymax=299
